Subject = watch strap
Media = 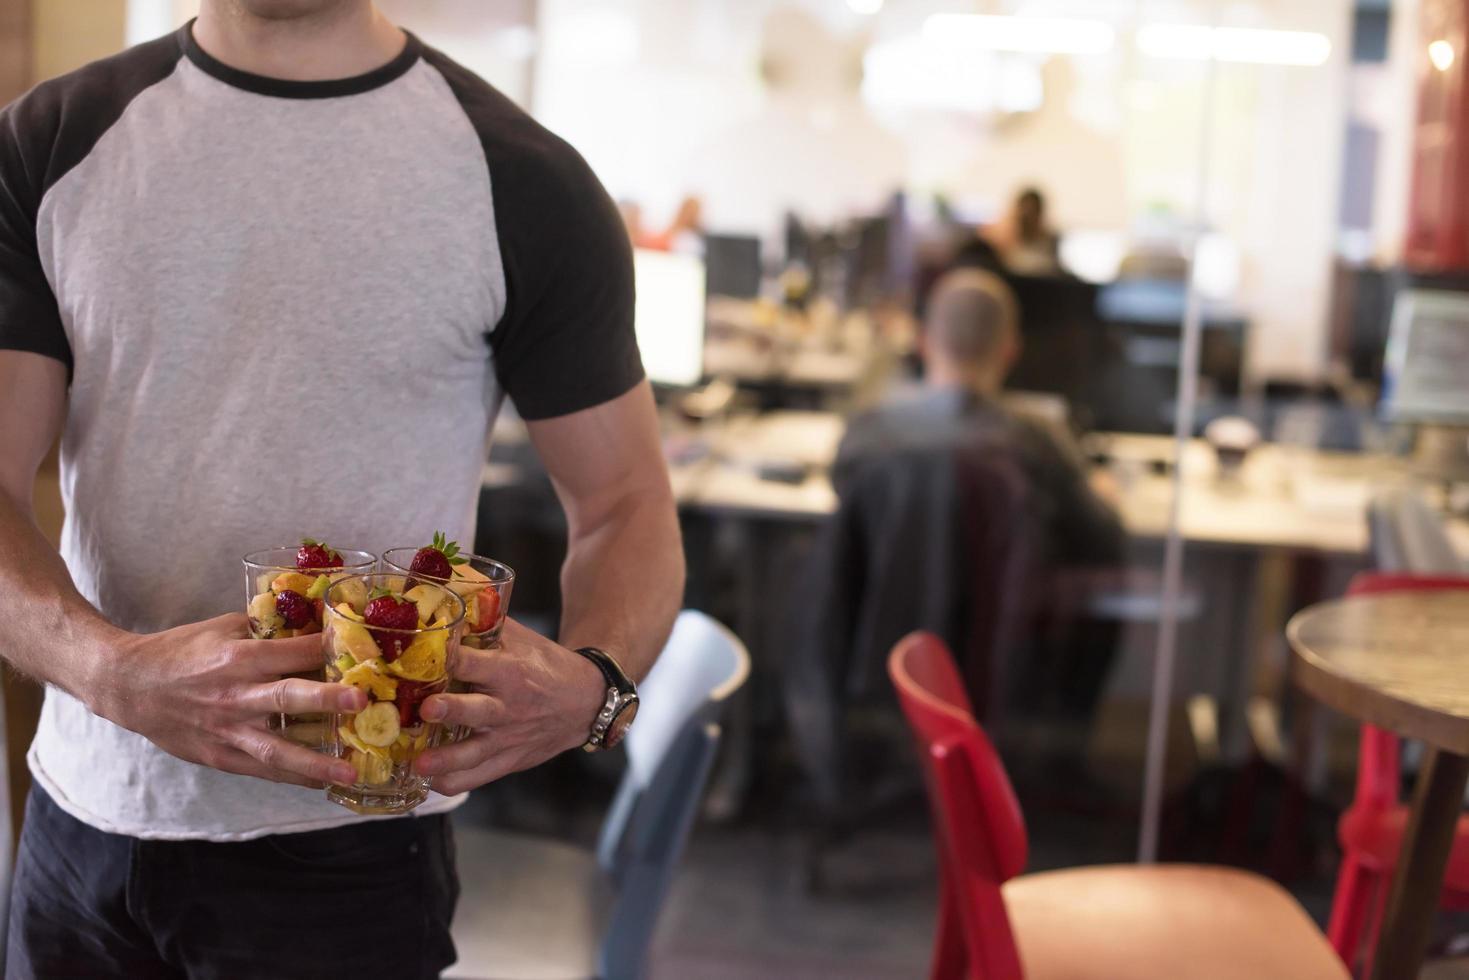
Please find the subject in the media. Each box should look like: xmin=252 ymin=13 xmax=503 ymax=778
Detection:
xmin=573 ymin=646 xmax=633 ymax=693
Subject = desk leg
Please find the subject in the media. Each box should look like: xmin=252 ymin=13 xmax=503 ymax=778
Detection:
xmin=1370 ymin=747 xmax=1469 ymax=980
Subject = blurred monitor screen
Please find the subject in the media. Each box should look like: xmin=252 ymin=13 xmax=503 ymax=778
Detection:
xmin=704 ymin=234 xmax=762 ymax=300
xmin=1383 ymin=289 xmax=1469 ymax=424
xmin=634 ymin=248 xmax=706 ymax=388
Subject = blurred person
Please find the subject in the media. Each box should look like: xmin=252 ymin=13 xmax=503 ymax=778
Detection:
xmin=640 ymin=194 xmax=704 ymax=252
xmin=0 ymin=1 xmax=683 ymax=976
xmin=836 ymin=270 xmax=1125 ymax=751
xmin=985 ymin=187 xmax=1062 ymax=275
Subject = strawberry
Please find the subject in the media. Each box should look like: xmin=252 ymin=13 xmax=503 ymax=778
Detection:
xmin=296 ymin=538 xmax=343 ymax=570
xmin=364 ymin=589 xmax=419 ymax=662
xmin=395 ymin=678 xmax=440 ymax=727
xmin=408 ymin=531 xmax=466 ymax=582
xmin=469 ymin=589 xmax=501 ymax=633
xmin=274 ymin=590 xmax=313 ymax=629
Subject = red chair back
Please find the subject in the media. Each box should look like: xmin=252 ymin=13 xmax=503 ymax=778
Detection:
xmin=890 ymin=631 xmax=1029 ymax=980
xmin=1346 ymin=573 xmax=1469 ymax=810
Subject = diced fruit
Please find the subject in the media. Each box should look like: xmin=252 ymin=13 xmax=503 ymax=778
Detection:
xmin=447 ymin=562 xmax=490 ymax=599
xmin=351 ymin=749 xmax=393 ymax=785
xmin=306 ymin=574 xmax=332 ymax=600
xmin=338 ymin=724 xmax=389 ymax=758
xmin=335 ymin=577 xmax=369 ymax=611
xmin=404 ymin=585 xmax=444 ymax=625
xmin=467 ymin=589 xmax=500 ymax=634
xmin=296 ymin=539 xmax=343 ymax=570
xmin=394 ymin=679 xmax=438 ymax=727
xmin=274 ymin=589 xmax=312 ymax=629
xmin=341 ymin=659 xmax=398 ymax=701
xmin=332 ymin=620 xmax=381 ymax=662
xmin=332 ymin=653 xmax=356 ymax=676
xmin=353 ymin=702 xmax=401 ymax=747
xmin=271 ymin=572 xmax=316 ymax=596
xmin=332 ymin=602 xmax=363 ymax=622
xmin=388 ymin=630 xmax=447 ymax=682
xmin=256 ymin=572 xmax=276 ymax=594
xmin=364 ymin=593 xmax=419 ymax=662
xmin=247 ymin=591 xmax=283 ymax=636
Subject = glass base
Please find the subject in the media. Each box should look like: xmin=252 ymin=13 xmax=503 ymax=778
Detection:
xmin=326 ymin=784 xmax=428 ymax=815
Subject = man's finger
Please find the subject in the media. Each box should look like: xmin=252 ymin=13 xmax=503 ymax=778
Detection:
xmin=412 ymin=731 xmax=496 ymax=778
xmin=417 ymin=692 xmax=504 ymax=728
xmin=243 ymin=632 xmax=331 ymax=676
xmin=229 ymin=728 xmax=357 ymax=787
xmin=236 ymin=677 xmax=366 ymax=716
xmin=211 ymin=747 xmax=326 ymax=790
xmin=427 ymin=755 xmax=521 ymax=797
xmin=450 ymin=647 xmax=504 ymax=688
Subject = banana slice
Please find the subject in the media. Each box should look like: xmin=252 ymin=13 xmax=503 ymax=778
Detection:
xmin=338 ymin=724 xmax=390 ymax=759
xmin=350 ymin=748 xmax=394 ymax=786
xmin=341 ymin=659 xmax=398 ymax=701
xmin=247 ymin=591 xmax=283 ymax=636
xmin=334 ymin=576 xmax=370 ymax=611
xmin=447 ymin=562 xmax=490 ymax=598
xmin=353 ymin=702 xmax=400 ymax=747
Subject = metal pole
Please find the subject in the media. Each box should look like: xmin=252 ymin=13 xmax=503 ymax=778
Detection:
xmin=1138 ymin=22 xmax=1219 ymax=864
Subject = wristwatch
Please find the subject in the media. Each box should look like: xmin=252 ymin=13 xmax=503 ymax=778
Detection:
xmin=573 ymin=647 xmax=639 ymax=751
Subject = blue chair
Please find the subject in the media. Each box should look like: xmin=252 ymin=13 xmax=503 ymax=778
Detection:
xmin=446 ymin=611 xmax=750 ymax=980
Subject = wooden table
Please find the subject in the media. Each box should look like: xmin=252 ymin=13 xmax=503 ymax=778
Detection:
xmin=1288 ymin=592 xmax=1469 ymax=980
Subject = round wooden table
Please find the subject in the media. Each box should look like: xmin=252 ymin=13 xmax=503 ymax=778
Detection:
xmin=1288 ymin=591 xmax=1469 ymax=980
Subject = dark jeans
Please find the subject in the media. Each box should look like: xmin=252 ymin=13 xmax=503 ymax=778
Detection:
xmin=7 ymin=787 xmax=458 ymax=980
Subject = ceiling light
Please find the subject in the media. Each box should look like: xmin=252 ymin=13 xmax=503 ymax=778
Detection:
xmin=848 ymin=0 xmax=884 ymax=14
xmin=922 ymin=14 xmax=1116 ymax=55
xmin=1430 ymin=39 xmax=1456 ymax=72
xmin=1137 ymin=25 xmax=1331 ymax=66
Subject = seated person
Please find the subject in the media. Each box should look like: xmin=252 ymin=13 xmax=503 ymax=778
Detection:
xmin=841 ymin=268 xmax=1122 ymax=572
xmin=983 ymin=187 xmax=1062 ymax=276
xmin=838 ymin=269 xmax=1126 ymax=745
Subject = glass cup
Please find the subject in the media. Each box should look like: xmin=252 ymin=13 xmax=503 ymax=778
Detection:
xmin=321 ymin=573 xmax=465 ymax=815
xmin=379 ymin=549 xmax=515 ymax=650
xmin=380 ymin=549 xmax=515 ymax=746
xmin=242 ymin=545 xmax=376 ymax=744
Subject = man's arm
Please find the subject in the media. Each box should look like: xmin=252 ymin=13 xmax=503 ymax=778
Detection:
xmin=0 ymin=351 xmax=366 ymax=788
xmin=414 ymin=381 xmax=684 ymax=793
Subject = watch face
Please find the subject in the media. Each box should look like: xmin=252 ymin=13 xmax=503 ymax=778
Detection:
xmin=604 ymin=698 xmax=639 ymax=749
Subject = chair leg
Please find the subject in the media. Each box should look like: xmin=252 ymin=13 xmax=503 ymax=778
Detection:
xmin=931 ymin=880 xmax=968 ymax=980
xmin=1327 ymin=854 xmax=1375 ymax=972
xmin=1359 ymin=869 xmax=1391 ymax=980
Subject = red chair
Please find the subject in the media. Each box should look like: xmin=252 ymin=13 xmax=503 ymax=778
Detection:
xmin=889 ymin=631 xmax=1346 ymax=980
xmin=1326 ymin=572 xmax=1469 ymax=973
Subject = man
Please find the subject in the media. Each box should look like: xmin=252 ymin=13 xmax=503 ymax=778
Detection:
xmin=0 ymin=2 xmax=683 ymax=976
xmin=844 ymin=268 xmax=1122 ymax=568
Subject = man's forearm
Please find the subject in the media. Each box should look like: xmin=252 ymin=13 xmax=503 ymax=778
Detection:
xmin=0 ymin=490 xmax=116 ymax=701
xmin=555 ymin=487 xmax=684 ymax=681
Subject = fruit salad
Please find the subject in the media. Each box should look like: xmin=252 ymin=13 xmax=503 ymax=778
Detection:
xmin=321 ymin=573 xmax=465 ymax=815
xmin=242 ymin=542 xmax=375 ymax=743
xmin=381 ymin=534 xmax=515 ymax=651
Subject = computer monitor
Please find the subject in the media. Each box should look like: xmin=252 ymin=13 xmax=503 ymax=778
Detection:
xmin=633 ymin=248 xmax=706 ymax=388
xmin=1383 ymin=289 xmax=1469 ymax=424
xmin=704 ymin=234 xmax=762 ymax=300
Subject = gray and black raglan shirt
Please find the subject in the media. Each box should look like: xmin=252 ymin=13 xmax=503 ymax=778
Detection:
xmin=0 ymin=25 xmax=643 ymax=839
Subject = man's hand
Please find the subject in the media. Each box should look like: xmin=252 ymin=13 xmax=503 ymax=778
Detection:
xmin=409 ymin=618 xmax=606 ymax=795
xmin=90 ymin=612 xmax=367 ymax=789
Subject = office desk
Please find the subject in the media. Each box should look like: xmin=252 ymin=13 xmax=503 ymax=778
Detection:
xmin=668 ymin=413 xmax=1469 ymax=554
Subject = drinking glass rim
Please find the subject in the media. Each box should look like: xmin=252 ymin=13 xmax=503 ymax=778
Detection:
xmin=379 ymin=547 xmax=516 ymax=586
xmin=242 ymin=546 xmax=377 ymax=573
xmin=323 ymin=572 xmax=466 ymax=634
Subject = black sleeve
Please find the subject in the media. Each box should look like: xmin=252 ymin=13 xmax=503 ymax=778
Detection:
xmin=0 ymin=91 xmax=70 ymax=372
xmin=0 ymin=30 xmax=183 ymax=378
xmin=421 ymin=46 xmax=643 ymax=421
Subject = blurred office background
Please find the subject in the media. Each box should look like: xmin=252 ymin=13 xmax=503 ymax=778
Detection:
xmin=10 ymin=0 xmax=1469 ymax=976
